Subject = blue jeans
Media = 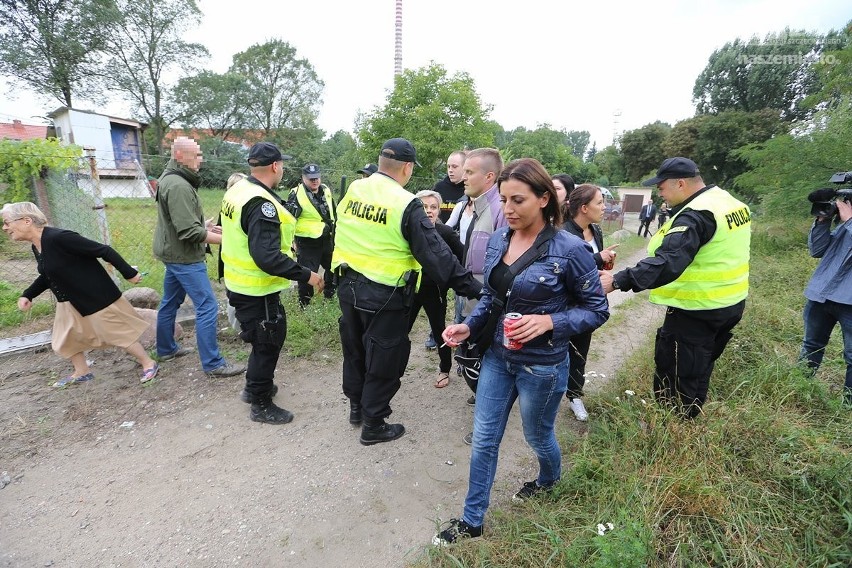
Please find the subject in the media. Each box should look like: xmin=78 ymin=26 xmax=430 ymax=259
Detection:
xmin=156 ymin=262 xmax=225 ymax=372
xmin=800 ymin=299 xmax=852 ymax=396
xmin=453 ymin=294 xmax=465 ymax=324
xmin=462 ymin=351 xmax=568 ymax=527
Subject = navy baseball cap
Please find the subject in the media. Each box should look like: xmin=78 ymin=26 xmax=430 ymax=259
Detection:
xmin=247 ymin=142 xmax=284 ymax=167
xmin=302 ymin=163 xmax=321 ymax=179
xmin=357 ymin=163 xmax=378 ymax=175
xmin=642 ymin=157 xmax=700 ymax=186
xmin=380 ymin=138 xmax=421 ymax=167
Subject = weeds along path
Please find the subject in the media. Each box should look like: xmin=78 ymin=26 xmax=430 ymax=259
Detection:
xmin=0 ymin=248 xmax=662 ymax=568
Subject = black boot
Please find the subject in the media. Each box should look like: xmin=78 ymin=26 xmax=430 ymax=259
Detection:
xmin=360 ymin=420 xmax=405 ymax=446
xmin=240 ymin=384 xmax=278 ymax=404
xmin=349 ymin=401 xmax=363 ymax=425
xmin=250 ymin=398 xmax=294 ymax=425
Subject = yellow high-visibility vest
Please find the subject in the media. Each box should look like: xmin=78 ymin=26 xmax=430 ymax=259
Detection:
xmin=332 ymin=175 xmax=420 ymax=287
xmin=292 ymin=183 xmax=335 ymax=238
xmin=648 ymin=186 xmax=751 ymax=310
xmin=221 ymin=179 xmax=296 ymax=296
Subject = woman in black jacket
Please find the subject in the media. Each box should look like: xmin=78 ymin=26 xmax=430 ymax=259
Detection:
xmin=407 ymin=190 xmax=465 ymax=388
xmin=559 ymin=184 xmax=618 ymax=421
xmin=3 ymin=202 xmax=159 ymax=387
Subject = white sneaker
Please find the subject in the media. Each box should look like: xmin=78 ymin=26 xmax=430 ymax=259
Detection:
xmin=570 ymin=398 xmax=588 ymax=422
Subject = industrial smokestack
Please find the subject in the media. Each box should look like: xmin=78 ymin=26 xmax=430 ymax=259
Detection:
xmin=394 ymin=0 xmax=402 ymax=76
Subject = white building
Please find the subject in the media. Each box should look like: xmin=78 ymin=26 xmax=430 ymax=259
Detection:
xmin=48 ymin=107 xmax=151 ymax=198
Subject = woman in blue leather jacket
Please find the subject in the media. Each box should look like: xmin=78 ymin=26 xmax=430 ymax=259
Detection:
xmin=434 ymin=158 xmax=609 ymax=545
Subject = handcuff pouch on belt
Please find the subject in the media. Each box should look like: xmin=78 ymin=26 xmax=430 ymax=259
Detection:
xmin=257 ymin=296 xmax=286 ymax=345
xmin=401 ymin=269 xmax=417 ymax=309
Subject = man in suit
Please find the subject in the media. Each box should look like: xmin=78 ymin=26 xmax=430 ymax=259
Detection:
xmin=638 ymin=198 xmax=657 ymax=237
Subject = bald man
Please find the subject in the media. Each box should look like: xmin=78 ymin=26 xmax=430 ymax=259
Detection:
xmin=154 ymin=136 xmax=245 ymax=378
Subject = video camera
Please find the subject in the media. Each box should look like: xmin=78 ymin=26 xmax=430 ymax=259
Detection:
xmin=808 ymin=171 xmax=852 ymax=218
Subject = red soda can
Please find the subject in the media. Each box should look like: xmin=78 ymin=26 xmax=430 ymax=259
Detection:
xmin=503 ymin=313 xmax=523 ymax=350
xmin=602 ymin=251 xmax=616 ymax=271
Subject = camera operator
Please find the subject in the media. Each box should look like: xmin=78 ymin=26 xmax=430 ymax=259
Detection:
xmin=799 ymin=195 xmax=852 ymax=406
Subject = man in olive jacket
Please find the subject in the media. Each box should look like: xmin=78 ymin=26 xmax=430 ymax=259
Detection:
xmin=154 ymin=136 xmax=244 ymax=377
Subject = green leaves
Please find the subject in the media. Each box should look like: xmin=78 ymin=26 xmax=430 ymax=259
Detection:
xmin=692 ymin=29 xmax=828 ymax=121
xmin=619 ymin=121 xmax=671 ymax=182
xmin=358 ymin=63 xmax=496 ymax=178
xmin=0 ymin=0 xmax=116 ymax=107
xmin=0 ymin=138 xmax=82 ymax=202
xmin=229 ymin=40 xmax=324 ymax=135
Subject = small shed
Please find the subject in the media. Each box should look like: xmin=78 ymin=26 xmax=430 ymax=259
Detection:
xmin=48 ymin=107 xmax=150 ymax=198
xmin=614 ymin=186 xmax=653 ymax=213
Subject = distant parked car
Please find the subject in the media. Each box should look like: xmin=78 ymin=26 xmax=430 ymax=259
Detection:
xmin=603 ymin=203 xmax=622 ymax=220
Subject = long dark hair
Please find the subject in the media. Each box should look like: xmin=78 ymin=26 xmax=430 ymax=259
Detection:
xmin=498 ymin=158 xmax=562 ymax=227
xmin=568 ymin=184 xmax=602 ymax=219
xmin=552 ymin=174 xmax=575 ymax=195
xmin=552 ymin=173 xmax=574 ymax=220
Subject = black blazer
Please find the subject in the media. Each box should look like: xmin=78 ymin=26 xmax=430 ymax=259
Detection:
xmin=419 ymin=221 xmax=465 ymax=290
xmin=562 ymin=218 xmax=605 ymax=269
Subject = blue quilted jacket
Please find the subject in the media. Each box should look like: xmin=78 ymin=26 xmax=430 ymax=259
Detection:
xmin=465 ymin=226 xmax=609 ymax=365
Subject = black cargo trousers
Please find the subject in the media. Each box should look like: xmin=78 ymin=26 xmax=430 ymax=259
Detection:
xmin=653 ymin=300 xmax=745 ymax=418
xmin=227 ymin=290 xmax=287 ymax=403
xmin=337 ymin=271 xmax=413 ymax=423
xmin=295 ymin=235 xmax=335 ymax=306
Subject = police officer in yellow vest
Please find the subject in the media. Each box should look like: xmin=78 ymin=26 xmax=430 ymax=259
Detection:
xmin=286 ymin=164 xmax=337 ymax=307
xmin=600 ymin=157 xmax=751 ymax=418
xmin=333 ymin=138 xmax=482 ymax=445
xmin=221 ymin=142 xmax=324 ymax=425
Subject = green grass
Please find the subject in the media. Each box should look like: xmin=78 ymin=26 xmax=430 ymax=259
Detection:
xmin=104 ymin=190 xmax=226 ymax=295
xmin=415 ymin=214 xmax=852 ymax=567
xmin=0 ymin=280 xmax=53 ymax=327
xmin=280 ymin=290 xmax=342 ymax=357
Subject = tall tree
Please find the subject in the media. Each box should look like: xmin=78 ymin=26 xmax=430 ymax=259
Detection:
xmin=661 ymin=115 xmax=711 ymax=161
xmin=171 ymin=71 xmax=250 ymax=142
xmin=103 ymin=0 xmax=208 ymax=155
xmin=692 ymin=29 xmax=828 ymax=121
xmin=735 ymin=102 xmax=852 ymax=216
xmin=358 ymin=63 xmax=497 ymax=179
xmin=230 ymin=40 xmax=324 ymax=136
xmin=503 ymin=124 xmax=583 ymax=176
xmin=619 ymin=121 xmax=671 ymax=182
xmin=592 ymin=145 xmax=626 ymax=186
xmin=0 ymin=0 xmax=114 ymax=108
xmin=696 ymin=109 xmax=783 ymax=189
xmin=803 ymin=23 xmax=852 ymax=110
xmin=585 ymin=142 xmax=598 ymax=163
xmin=565 ymin=130 xmax=591 ymax=159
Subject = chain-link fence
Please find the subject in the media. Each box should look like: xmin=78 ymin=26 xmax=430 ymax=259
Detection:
xmin=1 ymin=153 xmax=441 ymax=339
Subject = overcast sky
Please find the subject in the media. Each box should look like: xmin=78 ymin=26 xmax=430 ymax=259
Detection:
xmin=0 ymin=0 xmax=848 ymax=150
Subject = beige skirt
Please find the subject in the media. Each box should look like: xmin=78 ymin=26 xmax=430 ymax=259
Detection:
xmin=52 ymin=297 xmax=150 ymax=358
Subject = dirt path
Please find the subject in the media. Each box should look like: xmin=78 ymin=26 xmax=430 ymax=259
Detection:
xmin=0 ymin=249 xmax=661 ymax=568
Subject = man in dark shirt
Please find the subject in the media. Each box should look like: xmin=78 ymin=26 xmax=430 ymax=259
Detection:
xmin=600 ymin=157 xmax=751 ymax=418
xmin=433 ymin=150 xmax=467 ymax=224
xmin=220 ymin=143 xmax=324 ymax=424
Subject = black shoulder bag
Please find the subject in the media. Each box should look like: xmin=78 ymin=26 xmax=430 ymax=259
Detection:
xmin=454 ymin=225 xmax=557 ymax=383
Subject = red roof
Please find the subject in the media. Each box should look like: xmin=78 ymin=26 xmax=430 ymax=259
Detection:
xmin=0 ymin=120 xmax=48 ymax=141
xmin=165 ymin=128 xmax=267 ymax=148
